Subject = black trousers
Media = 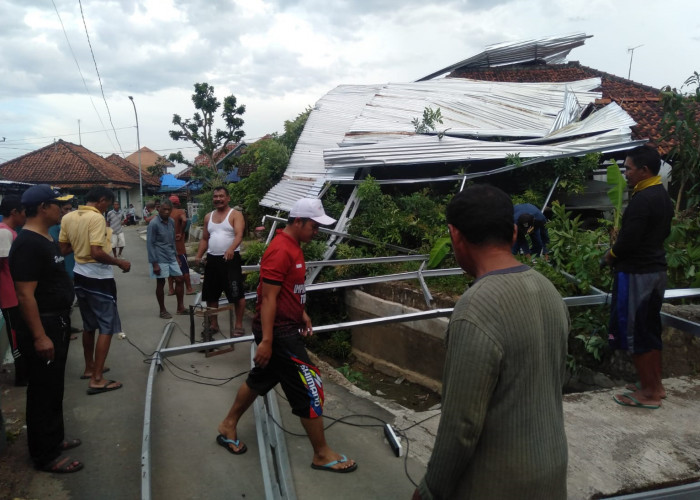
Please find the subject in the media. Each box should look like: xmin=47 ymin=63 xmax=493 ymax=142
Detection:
xmin=1 ymin=307 xmax=28 ymax=385
xmin=16 ymin=311 xmax=71 ymax=467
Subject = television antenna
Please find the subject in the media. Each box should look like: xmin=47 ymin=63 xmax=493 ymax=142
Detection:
xmin=627 ymin=44 xmax=644 ymax=80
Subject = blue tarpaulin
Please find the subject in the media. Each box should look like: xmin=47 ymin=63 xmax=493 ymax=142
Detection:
xmin=158 ymin=174 xmax=187 ymax=193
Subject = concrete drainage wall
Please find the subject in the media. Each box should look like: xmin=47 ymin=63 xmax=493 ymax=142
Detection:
xmin=345 ymin=289 xmax=448 ymax=394
xmin=345 ymin=290 xmax=700 ymax=397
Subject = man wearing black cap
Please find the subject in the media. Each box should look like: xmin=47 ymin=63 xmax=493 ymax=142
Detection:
xmin=9 ymin=185 xmax=83 ymax=473
xmin=216 ymin=198 xmax=357 ymax=473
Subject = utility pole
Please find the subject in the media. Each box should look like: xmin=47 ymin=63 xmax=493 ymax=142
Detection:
xmin=627 ymin=44 xmax=644 ymax=80
xmin=128 ymin=96 xmax=144 ymax=219
xmin=78 ymin=119 xmax=81 ymax=145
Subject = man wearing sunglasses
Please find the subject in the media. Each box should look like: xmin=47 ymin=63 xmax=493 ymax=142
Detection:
xmin=10 ymin=185 xmax=82 ymax=473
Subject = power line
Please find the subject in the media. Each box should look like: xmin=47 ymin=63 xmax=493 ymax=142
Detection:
xmin=0 ymin=126 xmax=135 ymax=144
xmin=50 ymin=0 xmax=117 ymax=153
xmin=78 ymin=0 xmax=125 ymax=157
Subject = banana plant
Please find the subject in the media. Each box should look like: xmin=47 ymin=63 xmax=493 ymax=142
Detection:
xmin=606 ymin=163 xmax=626 ymax=242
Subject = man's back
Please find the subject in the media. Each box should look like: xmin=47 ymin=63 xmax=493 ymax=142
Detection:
xmin=437 ymin=266 xmax=569 ymax=499
xmin=171 ymin=207 xmax=187 ymax=255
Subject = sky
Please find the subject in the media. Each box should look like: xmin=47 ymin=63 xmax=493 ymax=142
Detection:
xmin=1 ymin=0 xmax=698 ymax=169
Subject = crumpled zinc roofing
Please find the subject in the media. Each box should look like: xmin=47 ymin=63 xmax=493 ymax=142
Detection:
xmin=261 ymin=78 xmax=637 ymax=211
xmin=416 ymin=32 xmax=592 ymax=81
xmin=260 ymin=34 xmax=638 ymax=212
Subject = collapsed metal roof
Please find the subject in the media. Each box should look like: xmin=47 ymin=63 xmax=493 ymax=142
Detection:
xmin=260 ymin=33 xmax=640 ymax=212
xmin=416 ymin=32 xmax=592 ymax=81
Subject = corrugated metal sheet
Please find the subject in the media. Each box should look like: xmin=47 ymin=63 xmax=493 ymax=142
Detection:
xmin=323 ymin=129 xmax=637 ymax=170
xmin=416 ymin=33 xmax=592 ymax=81
xmin=342 ymin=78 xmax=602 ymax=143
xmin=260 ymin=33 xmax=638 ymax=212
xmin=260 ymin=84 xmax=383 ymax=211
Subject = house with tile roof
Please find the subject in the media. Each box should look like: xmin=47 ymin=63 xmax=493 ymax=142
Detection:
xmin=125 ymin=146 xmax=174 ymax=173
xmin=0 ymin=139 xmax=160 ymax=214
xmin=104 ymin=153 xmax=161 ymax=213
xmin=176 ymin=141 xmax=249 ymax=184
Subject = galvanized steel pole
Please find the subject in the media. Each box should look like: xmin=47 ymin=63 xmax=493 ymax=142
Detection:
xmin=128 ymin=96 xmax=144 ymax=218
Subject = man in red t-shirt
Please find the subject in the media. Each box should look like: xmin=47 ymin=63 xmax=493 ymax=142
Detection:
xmin=215 ymin=198 xmax=357 ymax=473
xmin=0 ymin=195 xmax=28 ymax=386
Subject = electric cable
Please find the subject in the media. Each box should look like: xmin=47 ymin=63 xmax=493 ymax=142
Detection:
xmin=118 ymin=321 xmax=246 ymax=385
xmin=396 ymin=410 xmax=441 ymax=433
xmin=50 ymin=0 xmax=117 ymax=153
xmin=121 ymin=325 xmax=427 ymax=487
xmin=395 ymin=427 xmax=418 ymax=487
xmin=78 ymin=0 xmax=125 ymax=156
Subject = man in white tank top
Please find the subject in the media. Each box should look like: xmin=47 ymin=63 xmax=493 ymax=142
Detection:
xmin=194 ymin=187 xmax=247 ymax=337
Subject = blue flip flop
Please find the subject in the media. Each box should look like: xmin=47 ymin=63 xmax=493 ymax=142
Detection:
xmin=311 ymin=454 xmax=357 ymax=473
xmin=216 ymin=434 xmax=247 ymax=455
xmin=613 ymin=393 xmax=660 ymax=409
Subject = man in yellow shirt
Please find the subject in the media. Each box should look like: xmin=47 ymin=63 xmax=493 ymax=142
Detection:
xmin=59 ymin=187 xmax=130 ymax=395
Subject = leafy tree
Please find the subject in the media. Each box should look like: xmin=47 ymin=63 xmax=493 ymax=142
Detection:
xmin=229 ymin=137 xmax=289 ymax=224
xmin=278 ymin=107 xmax=311 ymax=153
xmin=660 ymin=72 xmax=700 ymax=210
xmin=168 ymin=82 xmax=246 ymax=173
xmin=146 ymin=156 xmax=170 ymax=178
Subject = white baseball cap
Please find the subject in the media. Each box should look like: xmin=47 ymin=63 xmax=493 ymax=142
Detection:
xmin=289 ymin=198 xmax=336 ymax=226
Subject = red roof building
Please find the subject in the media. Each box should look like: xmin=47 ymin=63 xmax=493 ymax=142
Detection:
xmin=104 ymin=153 xmax=161 ymax=188
xmin=0 ymin=140 xmax=152 ymax=190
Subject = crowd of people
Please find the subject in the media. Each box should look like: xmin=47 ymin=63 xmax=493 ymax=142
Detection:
xmin=0 ymin=145 xmax=676 ymax=495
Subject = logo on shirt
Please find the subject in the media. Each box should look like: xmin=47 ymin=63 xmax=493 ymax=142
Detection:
xmin=296 ymin=263 xmax=302 ymax=268
xmin=54 ymin=255 xmax=64 ymax=265
xmin=293 ymin=283 xmax=306 ymax=304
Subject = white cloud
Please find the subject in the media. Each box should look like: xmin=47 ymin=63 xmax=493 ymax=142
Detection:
xmin=1 ymin=0 xmax=699 ymax=165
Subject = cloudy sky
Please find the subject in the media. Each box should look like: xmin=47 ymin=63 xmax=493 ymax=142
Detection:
xmin=1 ymin=0 xmax=698 ymax=167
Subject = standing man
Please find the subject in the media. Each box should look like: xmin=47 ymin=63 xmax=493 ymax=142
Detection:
xmin=147 ymin=199 xmax=186 ymax=318
xmin=216 ymin=198 xmax=356 ymax=473
xmin=49 ymin=198 xmax=81 ymax=339
xmin=512 ymin=202 xmax=549 ymax=260
xmin=49 ymin=198 xmax=76 ymax=281
xmin=194 ymin=187 xmax=246 ymax=337
xmin=10 ymin=185 xmax=82 ymax=473
xmin=106 ymin=200 xmax=125 ymax=258
xmin=167 ymin=194 xmax=195 ymax=296
xmin=59 ymin=187 xmax=129 ymax=395
xmin=605 ymin=145 xmax=673 ymax=409
xmin=414 ymin=185 xmax=569 ymax=499
xmin=0 ymin=195 xmax=28 ymax=386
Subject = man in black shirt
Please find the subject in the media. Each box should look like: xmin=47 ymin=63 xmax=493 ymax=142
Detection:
xmin=604 ymin=145 xmax=674 ymax=410
xmin=9 ymin=185 xmax=83 ymax=473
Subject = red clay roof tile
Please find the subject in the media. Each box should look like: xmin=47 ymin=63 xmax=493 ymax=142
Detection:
xmin=0 ymin=140 xmax=155 ymax=190
xmin=104 ymin=154 xmax=161 ymax=187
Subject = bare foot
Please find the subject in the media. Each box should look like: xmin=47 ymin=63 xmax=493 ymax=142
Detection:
xmin=625 ymin=382 xmax=666 ymax=399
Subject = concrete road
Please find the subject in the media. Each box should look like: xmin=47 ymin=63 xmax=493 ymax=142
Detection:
xmin=4 ymin=224 xmax=699 ymax=499
xmin=6 ymin=226 xmax=425 ymax=500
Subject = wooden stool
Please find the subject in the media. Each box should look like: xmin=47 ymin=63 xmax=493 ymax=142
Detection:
xmin=188 ymin=304 xmax=235 ymax=357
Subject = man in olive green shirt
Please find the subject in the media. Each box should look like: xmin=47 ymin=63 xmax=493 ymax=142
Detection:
xmin=414 ymin=185 xmax=570 ymax=500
